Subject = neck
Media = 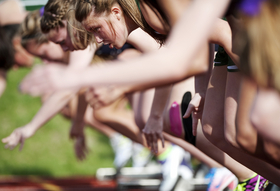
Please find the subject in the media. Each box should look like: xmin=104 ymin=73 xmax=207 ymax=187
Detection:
xmin=125 ymin=14 xmax=139 ymax=35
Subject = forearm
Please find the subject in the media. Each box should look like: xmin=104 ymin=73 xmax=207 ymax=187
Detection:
xmin=149 ymin=85 xmax=173 ymax=118
xmin=194 ymin=44 xmax=213 ymax=97
xmin=72 ymin=92 xmax=87 ymax=128
xmin=68 ymin=45 xmax=97 ymax=68
xmin=28 ymin=89 xmax=78 ymax=132
xmin=236 ymin=77 xmax=259 ymax=153
xmin=76 ymin=0 xmax=229 ymax=90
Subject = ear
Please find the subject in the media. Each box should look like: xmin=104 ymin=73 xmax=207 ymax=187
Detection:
xmin=111 ymin=6 xmax=122 ymax=20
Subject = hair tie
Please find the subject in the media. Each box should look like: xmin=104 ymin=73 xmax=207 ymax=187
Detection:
xmin=39 ymin=6 xmax=45 ymax=16
xmin=239 ymin=0 xmax=266 ymax=16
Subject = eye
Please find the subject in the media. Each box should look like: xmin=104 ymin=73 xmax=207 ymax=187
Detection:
xmin=56 ymin=40 xmax=65 ymax=45
xmin=90 ymin=27 xmax=100 ymax=33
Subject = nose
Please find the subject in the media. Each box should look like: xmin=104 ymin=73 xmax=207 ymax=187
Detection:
xmin=95 ymin=35 xmax=103 ymax=43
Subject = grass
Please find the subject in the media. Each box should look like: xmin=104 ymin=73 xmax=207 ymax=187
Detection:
xmin=0 ymin=63 xmax=115 ymax=177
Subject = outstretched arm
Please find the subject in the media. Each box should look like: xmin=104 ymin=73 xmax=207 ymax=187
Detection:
xmin=70 ymin=92 xmax=89 ymax=161
xmin=2 ymin=46 xmax=96 ymax=150
xmin=2 ymin=89 xmax=79 ymax=150
xmin=20 ymin=0 xmax=230 ymax=95
xmin=142 ymin=85 xmax=172 ymax=153
xmin=183 ymin=43 xmax=213 ymax=136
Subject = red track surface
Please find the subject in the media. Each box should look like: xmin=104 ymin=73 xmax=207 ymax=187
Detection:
xmin=0 ymin=176 xmax=117 ymax=191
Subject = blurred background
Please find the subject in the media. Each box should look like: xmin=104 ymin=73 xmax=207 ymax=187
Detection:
xmin=0 ymin=56 xmax=117 ymax=189
xmin=0 ymin=0 xmax=116 ymax=178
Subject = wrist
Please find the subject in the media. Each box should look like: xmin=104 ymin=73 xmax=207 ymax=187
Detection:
xmin=150 ymin=112 xmax=163 ymax=120
xmin=22 ymin=123 xmax=37 ymax=135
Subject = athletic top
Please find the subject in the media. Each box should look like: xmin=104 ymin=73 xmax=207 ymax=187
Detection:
xmin=95 ymin=44 xmax=135 ymax=59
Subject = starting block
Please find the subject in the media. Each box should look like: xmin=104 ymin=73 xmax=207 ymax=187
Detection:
xmin=96 ymin=164 xmax=209 ymax=191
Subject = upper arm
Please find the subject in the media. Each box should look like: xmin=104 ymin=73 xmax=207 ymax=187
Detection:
xmin=127 ymin=28 xmax=160 ymax=53
xmin=139 ymin=1 xmax=168 ymax=34
xmin=68 ymin=44 xmax=97 ymax=69
xmin=157 ymin=0 xmax=191 ymax=26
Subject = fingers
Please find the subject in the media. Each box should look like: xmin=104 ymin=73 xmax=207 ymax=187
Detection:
xmin=20 ymin=67 xmax=49 ymax=95
xmin=143 ymin=131 xmax=151 ymax=148
xmin=19 ymin=137 xmax=25 ymax=151
xmin=152 ymin=134 xmax=158 ymax=154
xmin=192 ymin=116 xmax=198 ymax=136
xmin=142 ymin=129 xmax=163 ymax=154
xmin=183 ymin=103 xmax=195 ymax=118
xmin=160 ymin=134 xmax=165 ymax=148
xmin=3 ymin=131 xmax=21 ymax=150
xmin=74 ymin=136 xmax=88 ymax=161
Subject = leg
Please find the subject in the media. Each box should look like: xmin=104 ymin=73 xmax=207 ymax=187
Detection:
xmin=236 ymin=78 xmax=280 ymax=167
xmin=202 ymin=65 xmax=255 ymax=181
xmin=223 ymin=70 xmax=280 ymax=185
xmin=94 ymin=97 xmax=145 ymax=145
xmin=162 ymin=77 xmax=195 ymax=138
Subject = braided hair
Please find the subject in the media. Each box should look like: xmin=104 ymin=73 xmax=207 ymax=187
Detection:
xmin=41 ymin=0 xmax=70 ymax=33
xmin=41 ymin=0 xmax=94 ymax=50
xmin=21 ymin=10 xmax=48 ymax=48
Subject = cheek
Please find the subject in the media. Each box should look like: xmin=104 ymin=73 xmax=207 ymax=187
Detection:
xmin=66 ymin=37 xmax=75 ymax=50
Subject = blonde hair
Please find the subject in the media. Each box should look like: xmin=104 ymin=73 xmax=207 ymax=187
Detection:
xmin=20 ymin=10 xmax=48 ymax=47
xmin=74 ymin=0 xmax=165 ymax=44
xmin=41 ymin=0 xmax=94 ymax=50
xmin=238 ymin=0 xmax=280 ymax=92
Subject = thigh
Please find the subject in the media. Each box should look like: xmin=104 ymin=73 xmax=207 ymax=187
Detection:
xmin=224 ymin=71 xmax=242 ymax=147
xmin=252 ymin=87 xmax=280 ymax=146
xmin=202 ymin=65 xmax=227 ymax=145
xmin=162 ymin=77 xmax=194 ymax=138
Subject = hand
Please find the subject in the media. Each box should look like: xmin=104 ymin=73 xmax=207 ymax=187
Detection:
xmin=85 ymin=86 xmax=125 ymax=110
xmin=20 ymin=64 xmax=78 ymax=96
xmin=142 ymin=115 xmax=164 ymax=154
xmin=69 ymin=120 xmax=85 ymax=140
xmin=73 ymin=134 xmax=88 ymax=161
xmin=183 ymin=93 xmax=205 ymax=136
xmin=2 ymin=126 xmax=35 ymax=151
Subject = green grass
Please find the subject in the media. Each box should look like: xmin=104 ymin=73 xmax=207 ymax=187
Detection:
xmin=0 ymin=65 xmax=114 ymax=177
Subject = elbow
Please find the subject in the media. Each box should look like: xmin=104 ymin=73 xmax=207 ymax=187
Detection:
xmin=235 ymin=118 xmax=256 ymax=154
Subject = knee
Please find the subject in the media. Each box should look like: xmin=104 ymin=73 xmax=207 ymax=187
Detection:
xmin=263 ymin=142 xmax=280 ymax=163
xmin=250 ymin=106 xmax=267 ymax=137
xmin=202 ymin=117 xmax=230 ymax=151
xmin=224 ymin=121 xmax=239 ymax=148
xmin=202 ymin=122 xmax=221 ymax=146
xmin=235 ymin=131 xmax=256 ymax=154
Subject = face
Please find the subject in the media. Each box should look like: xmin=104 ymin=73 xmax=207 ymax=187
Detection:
xmin=82 ymin=6 xmax=128 ymax=49
xmin=13 ymin=37 xmax=34 ymax=68
xmin=47 ymin=21 xmax=76 ymax=52
xmin=25 ymin=39 xmax=68 ymax=64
